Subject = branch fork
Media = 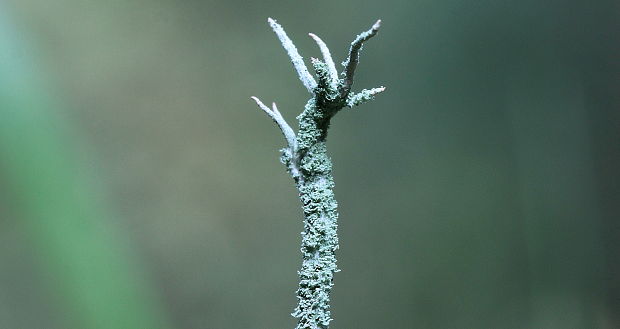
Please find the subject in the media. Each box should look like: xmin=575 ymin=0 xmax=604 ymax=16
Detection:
xmin=250 ymin=96 xmax=296 ymax=152
xmin=253 ymin=18 xmax=385 ymax=146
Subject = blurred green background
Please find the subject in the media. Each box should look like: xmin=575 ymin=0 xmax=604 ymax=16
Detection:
xmin=1 ymin=0 xmax=618 ymax=328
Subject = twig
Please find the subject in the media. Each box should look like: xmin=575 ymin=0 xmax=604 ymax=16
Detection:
xmin=251 ymin=18 xmax=385 ymax=329
xmin=308 ymin=33 xmax=339 ymax=88
xmin=268 ymin=18 xmax=317 ymax=93
xmin=346 ymin=86 xmax=386 ymax=107
xmin=251 ymin=96 xmax=297 ymax=151
xmin=342 ymin=19 xmax=381 ymax=91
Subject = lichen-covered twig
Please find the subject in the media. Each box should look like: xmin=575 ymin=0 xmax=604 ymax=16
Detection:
xmin=252 ymin=17 xmax=384 ymax=329
xmin=251 ymin=96 xmax=297 ymax=151
xmin=308 ymin=33 xmax=339 ymax=89
xmin=342 ymin=19 xmax=381 ymax=92
xmin=268 ymin=18 xmax=317 ymax=93
xmin=346 ymin=86 xmax=386 ymax=108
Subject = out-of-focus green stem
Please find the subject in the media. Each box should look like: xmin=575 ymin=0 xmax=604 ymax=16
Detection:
xmin=0 ymin=8 xmax=172 ymax=329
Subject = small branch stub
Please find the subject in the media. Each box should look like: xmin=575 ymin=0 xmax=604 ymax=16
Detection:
xmin=346 ymin=86 xmax=386 ymax=107
xmin=251 ymin=17 xmax=385 ymax=329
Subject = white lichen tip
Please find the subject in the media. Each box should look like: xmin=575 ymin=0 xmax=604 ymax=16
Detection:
xmin=308 ymin=32 xmax=339 ymax=87
xmin=271 ymin=102 xmax=280 ymax=115
xmin=357 ymin=19 xmax=381 ymax=43
xmin=251 ymin=96 xmax=297 ymax=150
xmin=267 ymin=18 xmax=317 ymax=93
xmin=251 ymin=96 xmax=271 ymax=114
xmin=372 ymin=19 xmax=382 ymax=32
xmin=346 ymin=86 xmax=386 ymax=107
xmin=342 ymin=19 xmax=382 ymax=90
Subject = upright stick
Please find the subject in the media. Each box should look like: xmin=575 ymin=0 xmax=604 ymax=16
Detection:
xmin=252 ymin=18 xmax=385 ymax=329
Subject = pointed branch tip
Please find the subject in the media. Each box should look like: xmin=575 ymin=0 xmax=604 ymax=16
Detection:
xmin=267 ymin=18 xmax=317 ymax=93
xmin=251 ymin=96 xmax=297 ymax=150
xmin=342 ymin=19 xmax=383 ymax=91
xmin=372 ymin=19 xmax=382 ymax=31
xmin=308 ymin=33 xmax=339 ymax=86
xmin=346 ymin=86 xmax=386 ymax=107
xmin=251 ymin=96 xmax=273 ymax=114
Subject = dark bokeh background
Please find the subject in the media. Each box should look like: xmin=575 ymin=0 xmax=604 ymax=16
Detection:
xmin=1 ymin=0 xmax=618 ymax=328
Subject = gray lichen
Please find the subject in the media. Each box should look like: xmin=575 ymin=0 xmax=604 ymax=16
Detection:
xmin=251 ymin=17 xmax=385 ymax=329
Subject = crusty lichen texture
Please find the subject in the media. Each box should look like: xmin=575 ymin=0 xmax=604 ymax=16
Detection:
xmin=251 ymin=18 xmax=384 ymax=329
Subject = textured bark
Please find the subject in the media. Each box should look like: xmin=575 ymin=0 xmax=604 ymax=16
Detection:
xmin=252 ymin=18 xmax=385 ymax=329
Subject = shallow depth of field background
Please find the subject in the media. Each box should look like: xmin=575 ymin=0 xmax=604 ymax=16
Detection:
xmin=1 ymin=0 xmax=618 ymax=328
